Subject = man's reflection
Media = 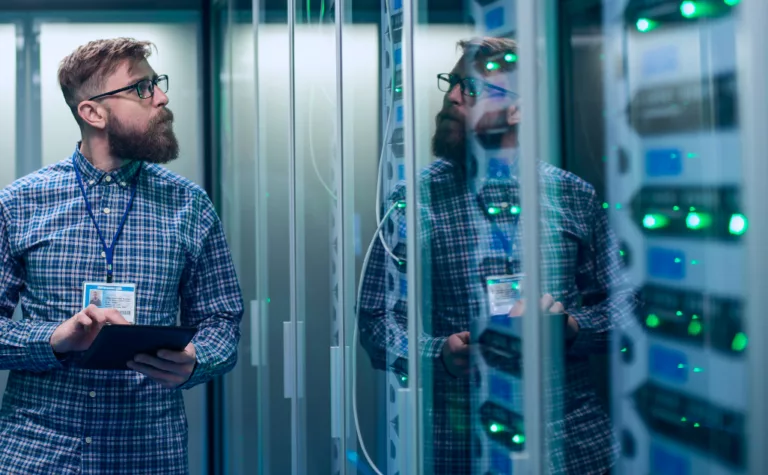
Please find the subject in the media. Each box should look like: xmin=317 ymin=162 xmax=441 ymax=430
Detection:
xmin=359 ymin=37 xmax=636 ymax=475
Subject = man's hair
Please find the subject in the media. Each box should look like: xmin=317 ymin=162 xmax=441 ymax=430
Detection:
xmin=57 ymin=37 xmax=155 ymax=126
xmin=457 ymin=36 xmax=518 ymax=74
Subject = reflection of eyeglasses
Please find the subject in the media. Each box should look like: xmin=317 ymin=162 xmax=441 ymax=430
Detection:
xmin=437 ymin=73 xmax=516 ymax=98
xmin=88 ymin=75 xmax=169 ymax=101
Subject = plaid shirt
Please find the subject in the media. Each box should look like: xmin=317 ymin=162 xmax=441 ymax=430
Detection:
xmin=359 ymin=158 xmax=636 ymax=474
xmin=0 ymin=145 xmax=243 ymax=474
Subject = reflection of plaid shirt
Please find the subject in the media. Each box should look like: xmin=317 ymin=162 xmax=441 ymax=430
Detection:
xmin=359 ymin=158 xmax=637 ymax=474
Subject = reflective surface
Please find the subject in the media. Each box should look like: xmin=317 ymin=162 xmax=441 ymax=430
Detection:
xmin=217 ymin=0 xmax=760 ymax=474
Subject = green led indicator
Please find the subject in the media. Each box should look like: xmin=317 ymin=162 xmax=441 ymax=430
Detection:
xmin=621 ymin=347 xmax=628 ymax=353
xmin=730 ymin=214 xmax=748 ymax=235
xmin=688 ymin=321 xmax=702 ymax=336
xmin=401 ymin=375 xmax=408 ymax=383
xmin=488 ymin=207 xmax=501 ymax=215
xmin=686 ymin=212 xmax=712 ymax=230
xmin=620 ymin=250 xmax=626 ymax=257
xmin=486 ymin=61 xmax=500 ymax=71
xmin=692 ymin=314 xmax=699 ymax=320
xmin=732 ymin=332 xmax=748 ymax=352
xmin=490 ymin=423 xmax=503 ymax=433
xmin=395 ymin=87 xmax=402 ymax=93
xmin=646 ymin=314 xmax=661 ymax=328
xmin=681 ymin=1 xmax=697 ymax=17
xmin=676 ymin=310 xmax=684 ymax=316
xmin=510 ymin=206 xmax=521 ymax=215
xmin=512 ymin=282 xmax=520 ymax=290
xmin=504 ymin=53 xmax=518 ymax=63
xmin=673 ymin=206 xmax=680 ymax=211
xmin=635 ymin=18 xmax=660 ymax=33
xmin=678 ymin=363 xmax=685 ymax=369
xmin=681 ymin=417 xmax=687 ymax=422
xmin=689 ymin=206 xmax=696 ymax=212
xmin=267 ymin=298 xmax=271 ymax=303
xmin=693 ymin=367 xmax=703 ymax=373
xmin=691 ymin=260 xmax=699 ymax=265
xmin=725 ymin=0 xmax=740 ymax=5
xmin=687 ymin=152 xmax=698 ymax=158
xmin=512 ymin=434 xmax=525 ymax=444
xmin=674 ymin=258 xmax=682 ymax=264
xmin=643 ymin=214 xmax=669 ymax=229
xmin=694 ymin=423 xmax=701 ymax=428
xmin=616 ymin=203 xmax=623 ymax=210
xmin=396 ymin=201 xmax=406 ymax=209
xmin=603 ymin=202 xmax=609 ymax=209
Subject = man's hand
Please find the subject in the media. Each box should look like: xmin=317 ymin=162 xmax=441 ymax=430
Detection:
xmin=509 ymin=294 xmax=579 ymax=340
xmin=441 ymin=331 xmax=471 ymax=378
xmin=127 ymin=343 xmax=197 ymax=389
xmin=50 ymin=305 xmax=130 ymax=354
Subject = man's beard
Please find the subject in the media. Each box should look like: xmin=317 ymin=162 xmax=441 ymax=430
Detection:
xmin=431 ymin=112 xmax=468 ymax=168
xmin=107 ymin=109 xmax=179 ymax=164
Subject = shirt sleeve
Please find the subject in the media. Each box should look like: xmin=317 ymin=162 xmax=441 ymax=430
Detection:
xmin=178 ymin=195 xmax=244 ymax=389
xmin=565 ymin=189 xmax=638 ymax=356
xmin=0 ymin=206 xmax=62 ymax=372
xmin=358 ymin=191 xmax=452 ymax=380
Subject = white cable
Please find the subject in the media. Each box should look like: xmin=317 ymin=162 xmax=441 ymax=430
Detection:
xmin=353 ymin=201 xmax=400 ymax=475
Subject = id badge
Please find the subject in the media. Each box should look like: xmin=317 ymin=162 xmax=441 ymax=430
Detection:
xmin=82 ymin=282 xmax=137 ymax=324
xmin=486 ymin=274 xmax=524 ymax=317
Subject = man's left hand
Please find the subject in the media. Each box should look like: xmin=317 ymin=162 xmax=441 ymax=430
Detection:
xmin=127 ymin=343 xmax=197 ymax=389
xmin=509 ymin=294 xmax=580 ymax=341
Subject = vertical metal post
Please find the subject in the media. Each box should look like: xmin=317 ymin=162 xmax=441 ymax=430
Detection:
xmin=16 ymin=16 xmax=41 ymax=177
xmin=739 ymin=0 xmax=768 ymax=473
xmin=287 ymin=0 xmax=299 ymax=474
xmin=517 ymin=0 xmax=546 ymax=473
xmin=402 ymin=0 xmax=421 ymax=473
xmin=334 ymin=0 xmax=348 ymax=472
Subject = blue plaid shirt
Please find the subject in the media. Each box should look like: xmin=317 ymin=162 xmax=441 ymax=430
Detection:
xmin=359 ymin=158 xmax=637 ymax=474
xmin=0 ymin=145 xmax=243 ymax=474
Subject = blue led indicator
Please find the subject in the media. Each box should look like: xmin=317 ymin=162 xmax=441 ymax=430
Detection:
xmin=649 ymin=345 xmax=688 ymax=383
xmin=651 ymin=444 xmax=690 ymax=475
xmin=491 ymin=448 xmax=512 ymax=475
xmin=399 ymin=278 xmax=407 ymax=296
xmin=490 ymin=375 xmax=512 ymax=401
xmin=646 ymin=149 xmax=683 ymax=177
xmin=393 ymin=0 xmax=402 ymax=10
xmin=648 ymin=247 xmax=686 ymax=280
xmin=485 ymin=7 xmax=505 ymax=30
xmin=398 ymin=164 xmax=405 ymax=180
xmin=394 ymin=48 xmax=402 ymax=67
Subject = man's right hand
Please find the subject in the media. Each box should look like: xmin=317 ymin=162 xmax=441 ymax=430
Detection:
xmin=50 ymin=305 xmax=130 ymax=354
xmin=441 ymin=331 xmax=471 ymax=377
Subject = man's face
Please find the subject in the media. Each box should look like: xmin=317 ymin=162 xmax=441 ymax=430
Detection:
xmin=432 ymin=57 xmax=517 ymax=164
xmin=96 ymin=59 xmax=179 ymax=164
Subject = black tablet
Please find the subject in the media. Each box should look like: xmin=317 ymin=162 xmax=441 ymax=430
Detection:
xmin=79 ymin=325 xmax=197 ymax=370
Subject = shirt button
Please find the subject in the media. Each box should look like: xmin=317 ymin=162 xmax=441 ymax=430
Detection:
xmin=103 ymin=208 xmax=111 ymax=215
xmin=88 ymin=180 xmax=95 ymax=186
xmin=101 ymin=251 xmax=106 ymax=258
xmin=105 ymin=176 xmax=112 ymax=183
xmin=89 ymin=391 xmax=96 ymax=398
xmin=85 ymin=437 xmax=92 ymax=444
xmin=120 ymin=182 xmax=126 ymax=187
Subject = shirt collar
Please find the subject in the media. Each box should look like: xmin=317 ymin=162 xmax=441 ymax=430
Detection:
xmin=73 ymin=142 xmax=142 ymax=189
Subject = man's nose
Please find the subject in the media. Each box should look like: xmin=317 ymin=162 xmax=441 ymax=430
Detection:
xmin=154 ymin=88 xmax=169 ymax=107
xmin=446 ymin=83 xmax=464 ymax=105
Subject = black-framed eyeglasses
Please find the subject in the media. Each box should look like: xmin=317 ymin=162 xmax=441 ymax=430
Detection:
xmin=437 ymin=73 xmax=516 ymax=99
xmin=87 ymin=75 xmax=169 ymax=101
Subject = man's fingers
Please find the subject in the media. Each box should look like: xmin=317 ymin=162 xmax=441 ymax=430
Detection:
xmin=75 ymin=313 xmax=93 ymax=331
xmin=549 ymin=302 xmax=565 ymax=314
xmin=509 ymin=299 xmax=526 ymax=317
xmin=133 ymin=354 xmax=187 ymax=375
xmin=83 ymin=306 xmax=130 ymax=325
xmin=157 ymin=349 xmax=194 ymax=364
xmin=104 ymin=309 xmax=130 ymax=325
xmin=127 ymin=361 xmax=184 ymax=385
xmin=540 ymin=294 xmax=555 ymax=311
xmin=456 ymin=331 xmax=471 ymax=344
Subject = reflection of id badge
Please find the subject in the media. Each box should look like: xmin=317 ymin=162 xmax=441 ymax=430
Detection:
xmin=82 ymin=282 xmax=137 ymax=324
xmin=486 ymin=274 xmax=524 ymax=318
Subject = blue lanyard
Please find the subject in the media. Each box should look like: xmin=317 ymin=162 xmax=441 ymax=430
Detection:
xmin=73 ymin=156 xmax=140 ymax=283
xmin=490 ymin=218 xmax=518 ymax=264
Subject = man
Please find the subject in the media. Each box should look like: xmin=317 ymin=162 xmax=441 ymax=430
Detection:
xmin=89 ymin=290 xmax=102 ymax=307
xmin=359 ymin=37 xmax=636 ymax=474
xmin=0 ymin=38 xmax=243 ymax=474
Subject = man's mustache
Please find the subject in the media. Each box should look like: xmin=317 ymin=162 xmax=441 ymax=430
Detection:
xmin=437 ymin=109 xmax=463 ymax=124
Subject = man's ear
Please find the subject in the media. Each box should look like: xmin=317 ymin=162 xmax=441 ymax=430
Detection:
xmin=77 ymin=100 xmax=108 ymax=131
